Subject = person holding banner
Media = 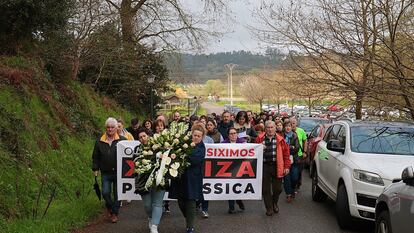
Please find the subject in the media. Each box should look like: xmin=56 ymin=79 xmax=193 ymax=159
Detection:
xmin=168 ymin=123 xmax=206 ymax=233
xmin=92 ymin=117 xmax=126 ymax=223
xmin=134 ymin=128 xmax=165 ymax=233
xmin=255 ymin=120 xmax=290 ymax=216
xmin=282 ymin=120 xmax=300 ymax=203
xmin=196 ymin=119 xmax=223 ymax=218
xmin=222 ymin=127 xmax=246 ymax=214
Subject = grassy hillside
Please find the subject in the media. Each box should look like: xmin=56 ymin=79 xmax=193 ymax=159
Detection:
xmin=0 ymin=56 xmax=132 ymax=233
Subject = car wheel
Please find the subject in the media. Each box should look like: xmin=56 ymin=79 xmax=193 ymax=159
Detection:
xmin=311 ymin=169 xmax=327 ymax=202
xmin=376 ymin=210 xmax=393 ymax=233
xmin=309 ymin=161 xmax=314 ymax=178
xmin=336 ymin=184 xmax=353 ymax=229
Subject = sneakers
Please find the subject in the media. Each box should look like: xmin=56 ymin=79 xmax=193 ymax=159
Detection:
xmin=228 ymin=209 xmax=236 ymax=214
xmin=201 ymin=211 xmax=209 ymax=218
xmin=150 ymin=224 xmax=158 ymax=233
xmin=111 ymin=214 xmax=118 ymax=223
xmin=186 ymin=227 xmax=194 ymax=233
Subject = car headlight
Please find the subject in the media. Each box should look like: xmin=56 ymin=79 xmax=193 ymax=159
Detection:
xmin=353 ymin=170 xmax=384 ymax=186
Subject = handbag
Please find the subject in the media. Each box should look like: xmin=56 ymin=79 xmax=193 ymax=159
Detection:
xmin=134 ymin=172 xmax=150 ymax=195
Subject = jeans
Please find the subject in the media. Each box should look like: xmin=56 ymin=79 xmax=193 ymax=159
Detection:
xmin=283 ymin=163 xmax=299 ymax=196
xmin=262 ymin=162 xmax=283 ymax=211
xmin=102 ymin=172 xmax=121 ymax=215
xmin=142 ymin=189 xmax=166 ymax=225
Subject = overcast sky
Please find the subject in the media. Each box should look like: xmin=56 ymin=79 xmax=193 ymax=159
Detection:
xmin=183 ymin=0 xmax=266 ymax=54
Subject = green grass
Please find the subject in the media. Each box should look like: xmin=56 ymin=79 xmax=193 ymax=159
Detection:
xmin=0 ymin=57 xmax=135 ymax=233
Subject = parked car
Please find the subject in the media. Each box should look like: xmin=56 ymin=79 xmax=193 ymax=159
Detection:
xmin=305 ymin=123 xmax=331 ymax=174
xmin=311 ymin=120 xmax=414 ymax=229
xmin=375 ymin=165 xmax=414 ymax=233
xmin=298 ymin=117 xmax=331 ymax=134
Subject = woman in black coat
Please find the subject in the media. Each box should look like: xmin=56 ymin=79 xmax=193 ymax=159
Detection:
xmin=168 ymin=123 xmax=206 ymax=233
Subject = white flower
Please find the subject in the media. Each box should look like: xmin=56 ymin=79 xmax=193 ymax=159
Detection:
xmin=183 ymin=136 xmax=189 ymax=141
xmin=165 ymin=157 xmax=172 ymax=165
xmin=142 ymin=159 xmax=150 ymax=165
xmin=173 ymin=138 xmax=179 ymax=144
xmin=169 ymin=168 xmax=178 ymax=177
xmin=162 ymin=130 xmax=168 ymax=135
xmin=171 ymin=162 xmax=180 ymax=170
xmin=183 ymin=143 xmax=188 ymax=149
xmin=147 ymin=150 xmax=153 ymax=155
xmin=153 ymin=134 xmax=160 ymax=139
xmin=152 ymin=144 xmax=158 ymax=150
xmin=190 ymin=142 xmax=196 ymax=147
xmin=143 ymin=151 xmax=148 ymax=155
xmin=135 ymin=161 xmax=140 ymax=166
xmin=175 ymin=133 xmax=180 ymax=138
xmin=187 ymin=131 xmax=192 ymax=136
xmin=156 ymin=151 xmax=162 ymax=158
xmin=164 ymin=142 xmax=170 ymax=147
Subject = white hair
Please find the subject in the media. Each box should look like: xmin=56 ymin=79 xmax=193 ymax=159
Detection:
xmin=265 ymin=120 xmax=276 ymax=128
xmin=105 ymin=117 xmax=117 ymax=127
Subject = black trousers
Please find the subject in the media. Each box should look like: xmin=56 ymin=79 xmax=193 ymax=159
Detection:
xmin=262 ymin=162 xmax=283 ymax=211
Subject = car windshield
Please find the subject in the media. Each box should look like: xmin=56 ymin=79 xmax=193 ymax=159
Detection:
xmin=299 ymin=119 xmax=330 ymax=133
xmin=351 ymin=126 xmax=414 ymax=155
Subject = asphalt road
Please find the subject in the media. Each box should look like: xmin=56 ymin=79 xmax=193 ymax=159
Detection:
xmin=75 ymin=172 xmax=374 ymax=233
xmin=200 ymin=102 xmax=224 ymax=115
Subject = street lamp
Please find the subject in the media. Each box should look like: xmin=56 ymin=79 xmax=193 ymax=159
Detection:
xmin=147 ymin=75 xmax=155 ymax=120
xmin=225 ymin=63 xmax=237 ymax=106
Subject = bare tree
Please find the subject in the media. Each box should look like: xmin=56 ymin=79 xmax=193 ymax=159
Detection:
xmin=104 ymin=0 xmax=228 ymax=50
xmin=67 ymin=0 xmax=110 ymax=80
xmin=253 ymin=0 xmax=379 ymax=119
xmin=239 ymin=74 xmax=268 ymax=110
xmin=368 ymin=0 xmax=414 ymax=119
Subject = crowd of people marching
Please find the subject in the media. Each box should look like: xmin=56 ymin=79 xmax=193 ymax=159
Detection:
xmin=92 ymin=110 xmax=307 ymax=233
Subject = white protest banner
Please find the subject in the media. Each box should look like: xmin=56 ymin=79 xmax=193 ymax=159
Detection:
xmin=117 ymin=140 xmax=141 ymax=200
xmin=117 ymin=141 xmax=263 ymax=201
xmin=202 ymin=143 xmax=263 ymax=200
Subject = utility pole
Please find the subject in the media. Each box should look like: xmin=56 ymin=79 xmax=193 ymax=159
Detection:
xmin=224 ymin=63 xmax=237 ymax=106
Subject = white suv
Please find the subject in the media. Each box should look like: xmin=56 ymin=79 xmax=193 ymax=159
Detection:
xmin=311 ymin=120 xmax=414 ymax=229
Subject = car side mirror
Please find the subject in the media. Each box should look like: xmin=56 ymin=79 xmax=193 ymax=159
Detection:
xmin=402 ymin=166 xmax=414 ymax=185
xmin=327 ymin=140 xmax=345 ymax=153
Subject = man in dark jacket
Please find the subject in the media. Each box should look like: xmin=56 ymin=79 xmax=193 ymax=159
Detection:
xmin=126 ymin=118 xmax=140 ymax=140
xmin=217 ymin=111 xmax=234 ymax=140
xmin=92 ymin=117 xmax=126 ymax=223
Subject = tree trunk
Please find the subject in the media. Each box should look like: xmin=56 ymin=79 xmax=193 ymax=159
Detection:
xmin=120 ymin=0 xmax=136 ymax=45
xmin=355 ymin=92 xmax=363 ymax=120
xmin=71 ymin=57 xmax=80 ymax=80
xmin=259 ymin=99 xmax=263 ymax=112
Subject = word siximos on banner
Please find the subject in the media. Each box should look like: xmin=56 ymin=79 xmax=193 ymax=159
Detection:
xmin=203 ymin=143 xmax=263 ymax=200
xmin=117 ymin=141 xmax=263 ymax=201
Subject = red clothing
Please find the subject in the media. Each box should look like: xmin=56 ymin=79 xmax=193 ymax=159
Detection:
xmin=256 ymin=133 xmax=291 ymax=178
